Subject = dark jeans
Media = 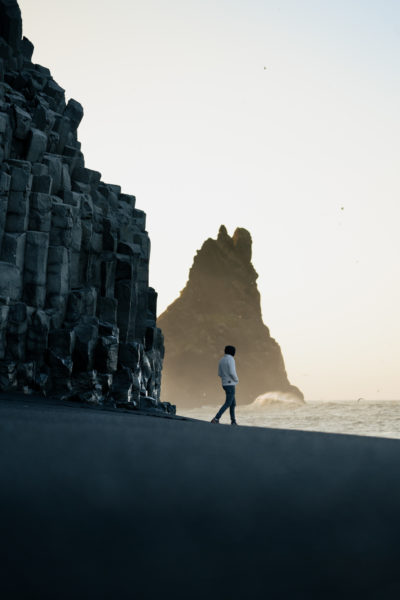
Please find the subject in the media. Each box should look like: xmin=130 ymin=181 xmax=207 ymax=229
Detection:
xmin=215 ymin=385 xmax=236 ymax=423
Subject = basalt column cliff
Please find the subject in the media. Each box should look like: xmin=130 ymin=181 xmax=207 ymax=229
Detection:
xmin=0 ymin=0 xmax=174 ymax=413
xmin=158 ymin=226 xmax=303 ymax=407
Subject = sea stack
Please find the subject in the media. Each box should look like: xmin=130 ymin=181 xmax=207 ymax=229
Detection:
xmin=158 ymin=226 xmax=303 ymax=407
xmin=0 ymin=0 xmax=173 ymax=414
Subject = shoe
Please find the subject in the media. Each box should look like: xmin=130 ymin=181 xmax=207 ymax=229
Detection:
xmin=231 ymin=422 xmax=238 ymax=426
xmin=211 ymin=418 xmax=219 ymax=424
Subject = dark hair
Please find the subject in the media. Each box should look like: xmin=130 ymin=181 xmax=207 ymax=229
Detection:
xmin=224 ymin=345 xmax=236 ymax=356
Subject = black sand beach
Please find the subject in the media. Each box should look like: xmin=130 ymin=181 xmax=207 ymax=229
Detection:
xmin=1 ymin=396 xmax=400 ymax=599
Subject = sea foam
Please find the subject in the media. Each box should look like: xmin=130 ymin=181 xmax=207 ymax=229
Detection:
xmin=249 ymin=391 xmax=304 ymax=408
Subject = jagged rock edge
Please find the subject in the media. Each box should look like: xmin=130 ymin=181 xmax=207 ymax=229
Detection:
xmin=0 ymin=0 xmax=175 ymax=415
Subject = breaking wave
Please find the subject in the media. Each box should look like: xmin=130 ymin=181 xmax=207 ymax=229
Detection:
xmin=247 ymin=391 xmax=305 ymax=408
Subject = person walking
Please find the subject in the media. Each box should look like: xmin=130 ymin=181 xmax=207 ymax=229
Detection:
xmin=211 ymin=345 xmax=239 ymax=425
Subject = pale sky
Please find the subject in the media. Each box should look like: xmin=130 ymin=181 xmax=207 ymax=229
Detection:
xmin=19 ymin=0 xmax=400 ymax=400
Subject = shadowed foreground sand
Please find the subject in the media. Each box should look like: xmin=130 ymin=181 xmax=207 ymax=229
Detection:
xmin=1 ymin=396 xmax=400 ymax=599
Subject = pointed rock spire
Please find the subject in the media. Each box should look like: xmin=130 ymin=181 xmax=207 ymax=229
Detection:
xmin=158 ymin=226 xmax=303 ymax=407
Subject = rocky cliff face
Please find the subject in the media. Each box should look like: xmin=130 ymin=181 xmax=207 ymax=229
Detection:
xmin=0 ymin=0 xmax=174 ymax=414
xmin=158 ymin=226 xmax=303 ymax=407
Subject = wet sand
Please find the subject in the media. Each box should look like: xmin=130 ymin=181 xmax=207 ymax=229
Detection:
xmin=1 ymin=395 xmax=400 ymax=599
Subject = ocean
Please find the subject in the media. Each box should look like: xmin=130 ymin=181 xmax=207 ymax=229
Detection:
xmin=179 ymin=397 xmax=400 ymax=439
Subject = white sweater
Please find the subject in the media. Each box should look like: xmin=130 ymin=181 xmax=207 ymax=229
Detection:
xmin=218 ymin=354 xmax=239 ymax=386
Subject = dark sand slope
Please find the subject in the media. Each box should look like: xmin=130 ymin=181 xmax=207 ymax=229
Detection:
xmin=1 ymin=398 xmax=400 ymax=599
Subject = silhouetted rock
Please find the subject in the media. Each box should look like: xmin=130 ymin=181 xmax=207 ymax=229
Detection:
xmin=158 ymin=226 xmax=303 ymax=407
xmin=0 ymin=0 xmax=173 ymax=415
